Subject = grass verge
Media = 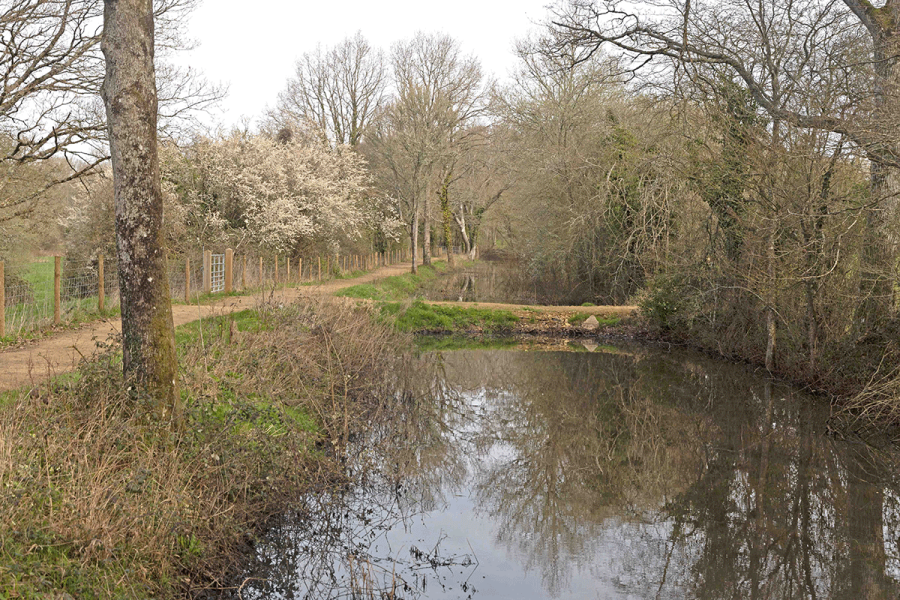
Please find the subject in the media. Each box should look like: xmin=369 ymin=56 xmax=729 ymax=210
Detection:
xmin=378 ymin=299 xmax=519 ymax=333
xmin=567 ymin=312 xmax=621 ymax=327
xmin=0 ymin=301 xmax=413 ymax=598
xmin=335 ymin=262 xmax=449 ymax=302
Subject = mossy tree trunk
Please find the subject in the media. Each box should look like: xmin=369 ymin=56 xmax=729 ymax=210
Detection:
xmin=847 ymin=0 xmax=900 ymax=332
xmin=101 ymin=0 xmax=180 ymax=425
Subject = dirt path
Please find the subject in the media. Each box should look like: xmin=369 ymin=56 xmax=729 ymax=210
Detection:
xmin=0 ymin=264 xmax=638 ymax=392
xmin=0 ymin=264 xmax=410 ymax=392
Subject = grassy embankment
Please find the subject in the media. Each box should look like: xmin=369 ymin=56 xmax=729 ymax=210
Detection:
xmin=336 ymin=262 xmax=521 ymax=332
xmin=0 ymin=300 xmax=411 ymax=599
xmin=336 ymin=263 xmax=630 ymax=335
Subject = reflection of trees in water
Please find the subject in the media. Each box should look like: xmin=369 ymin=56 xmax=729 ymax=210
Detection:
xmin=242 ymin=347 xmax=900 ymax=599
xmin=442 ymin=351 xmax=709 ymax=596
xmin=425 ymin=260 xmax=545 ymax=305
xmin=239 ymin=351 xmax=474 ymax=600
xmin=440 ymin=349 xmax=900 ymax=599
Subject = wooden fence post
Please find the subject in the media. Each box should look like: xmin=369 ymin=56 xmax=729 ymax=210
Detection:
xmin=259 ymin=256 xmax=263 ymax=286
xmin=0 ymin=261 xmax=5 ymax=339
xmin=287 ymin=256 xmax=291 ymax=281
xmin=203 ymin=250 xmax=211 ymax=294
xmin=54 ymin=256 xmax=61 ymax=325
xmin=185 ymin=257 xmax=190 ymax=303
xmin=317 ymin=256 xmax=321 ymax=281
xmin=298 ymin=258 xmax=303 ymax=284
xmin=274 ymin=255 xmax=279 ymax=284
xmin=98 ymin=255 xmax=105 ymax=312
xmin=225 ymin=248 xmax=233 ymax=294
xmin=241 ymin=255 xmax=246 ymax=290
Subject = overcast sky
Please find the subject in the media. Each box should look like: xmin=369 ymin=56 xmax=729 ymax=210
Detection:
xmin=176 ymin=0 xmax=555 ymax=128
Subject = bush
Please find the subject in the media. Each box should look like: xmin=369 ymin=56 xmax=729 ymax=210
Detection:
xmin=639 ymin=272 xmax=701 ymax=332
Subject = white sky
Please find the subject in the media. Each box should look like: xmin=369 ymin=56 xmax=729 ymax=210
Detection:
xmin=176 ymin=0 xmax=555 ymax=128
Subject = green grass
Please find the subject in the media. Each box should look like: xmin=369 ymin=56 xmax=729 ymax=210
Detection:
xmin=568 ymin=312 xmax=591 ymax=326
xmin=2 ymin=257 xmax=120 ymax=345
xmin=567 ymin=313 xmax=621 ymax=327
xmin=336 ymin=262 xmax=448 ymax=302
xmin=379 ymin=300 xmax=519 ymax=332
xmin=20 ymin=257 xmax=55 ymax=299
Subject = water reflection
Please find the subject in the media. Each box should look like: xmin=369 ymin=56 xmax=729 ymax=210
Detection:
xmin=240 ymin=346 xmax=900 ymax=599
xmin=423 ymin=260 xmax=541 ymax=305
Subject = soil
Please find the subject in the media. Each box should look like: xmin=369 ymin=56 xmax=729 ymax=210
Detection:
xmin=0 ymin=265 xmax=638 ymax=393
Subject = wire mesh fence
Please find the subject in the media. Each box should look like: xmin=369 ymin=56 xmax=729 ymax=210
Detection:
xmin=2 ymin=248 xmax=411 ymax=339
xmin=1 ymin=257 xmax=121 ymax=339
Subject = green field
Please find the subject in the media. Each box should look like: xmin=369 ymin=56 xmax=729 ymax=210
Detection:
xmin=2 ymin=257 xmax=117 ymax=343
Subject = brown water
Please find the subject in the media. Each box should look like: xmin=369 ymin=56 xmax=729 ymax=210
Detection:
xmin=238 ymin=344 xmax=900 ymax=599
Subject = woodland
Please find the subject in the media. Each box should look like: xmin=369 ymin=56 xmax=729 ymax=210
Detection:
xmin=4 ymin=0 xmax=900 ymax=423
xmin=6 ymin=1 xmax=900 ymax=597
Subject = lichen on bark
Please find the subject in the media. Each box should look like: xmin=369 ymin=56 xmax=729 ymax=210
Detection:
xmin=101 ymin=0 xmax=180 ymax=425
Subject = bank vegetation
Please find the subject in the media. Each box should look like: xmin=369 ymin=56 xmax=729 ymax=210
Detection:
xmin=0 ymin=301 xmax=421 ymax=598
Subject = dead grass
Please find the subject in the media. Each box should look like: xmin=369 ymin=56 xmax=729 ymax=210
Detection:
xmin=0 ymin=299 xmax=415 ymax=598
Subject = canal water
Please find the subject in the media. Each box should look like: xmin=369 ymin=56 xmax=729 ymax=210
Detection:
xmin=422 ymin=260 xmax=543 ymax=305
xmin=238 ymin=343 xmax=900 ymax=599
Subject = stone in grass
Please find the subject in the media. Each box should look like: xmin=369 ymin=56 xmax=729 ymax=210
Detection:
xmin=582 ymin=315 xmax=600 ymax=330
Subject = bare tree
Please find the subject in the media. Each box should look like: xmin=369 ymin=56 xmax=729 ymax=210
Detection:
xmin=101 ymin=0 xmax=179 ymax=422
xmin=546 ymin=1 xmax=884 ymax=164
xmin=368 ymin=32 xmax=485 ymax=272
xmin=444 ymin=127 xmax=510 ymax=260
xmin=271 ymin=32 xmax=386 ymax=147
xmin=545 ymin=0 xmax=900 ymax=347
xmin=0 ymin=0 xmax=221 ymax=225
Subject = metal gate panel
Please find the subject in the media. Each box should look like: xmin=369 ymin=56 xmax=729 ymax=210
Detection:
xmin=210 ymin=253 xmax=225 ymax=293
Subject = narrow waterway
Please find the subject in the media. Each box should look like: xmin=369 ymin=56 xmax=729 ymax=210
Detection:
xmin=422 ymin=259 xmax=542 ymax=305
xmin=238 ymin=342 xmax=900 ymax=599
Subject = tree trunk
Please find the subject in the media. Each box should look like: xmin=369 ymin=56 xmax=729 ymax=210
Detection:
xmin=765 ymin=228 xmax=776 ymax=372
xmin=410 ymin=202 xmax=419 ymax=274
xmin=422 ymin=187 xmax=432 ymax=266
xmin=101 ymin=0 xmax=180 ymax=424
xmin=848 ymin=0 xmax=900 ymax=332
xmin=455 ymin=209 xmax=472 ymax=257
xmin=439 ymin=170 xmax=454 ymax=267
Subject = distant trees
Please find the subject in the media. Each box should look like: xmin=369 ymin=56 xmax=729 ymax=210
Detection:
xmin=270 ymin=32 xmax=387 ymax=147
xmin=491 ymin=46 xmax=684 ymax=304
xmin=155 ymin=132 xmax=392 ymax=256
xmin=442 ymin=126 xmax=510 ymax=261
xmin=546 ymin=0 xmax=900 ymax=330
xmin=508 ymin=0 xmax=900 ymax=386
xmin=368 ymin=32 xmax=485 ymax=272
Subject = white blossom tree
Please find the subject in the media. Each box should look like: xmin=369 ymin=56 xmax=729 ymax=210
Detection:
xmin=166 ymin=133 xmax=379 ymax=254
